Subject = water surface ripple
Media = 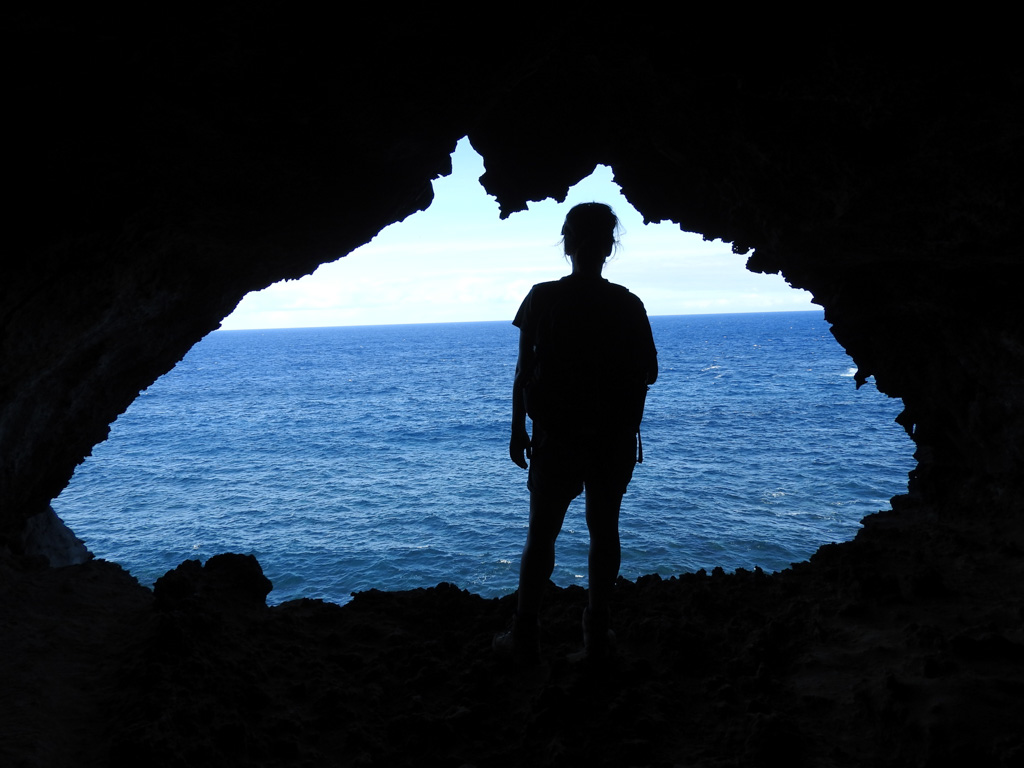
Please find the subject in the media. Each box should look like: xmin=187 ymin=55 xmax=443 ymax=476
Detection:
xmin=56 ymin=312 xmax=915 ymax=604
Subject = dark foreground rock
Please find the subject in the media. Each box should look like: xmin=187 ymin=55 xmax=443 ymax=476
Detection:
xmin=2 ymin=499 xmax=1022 ymax=768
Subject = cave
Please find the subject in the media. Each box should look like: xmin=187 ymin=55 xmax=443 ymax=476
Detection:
xmin=3 ymin=13 xmax=1023 ymax=767
xmin=51 ymin=146 xmax=914 ymax=605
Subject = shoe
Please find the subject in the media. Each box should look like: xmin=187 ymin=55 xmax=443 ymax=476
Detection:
xmin=493 ymin=612 xmax=541 ymax=664
xmin=579 ymin=606 xmax=616 ymax=660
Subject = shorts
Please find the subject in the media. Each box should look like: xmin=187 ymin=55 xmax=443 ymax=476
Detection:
xmin=527 ymin=426 xmax=638 ymax=501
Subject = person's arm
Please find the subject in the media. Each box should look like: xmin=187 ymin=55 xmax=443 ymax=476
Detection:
xmin=646 ymin=342 xmax=659 ymax=386
xmin=509 ymin=330 xmax=532 ymax=469
xmin=640 ymin=306 xmax=658 ymax=386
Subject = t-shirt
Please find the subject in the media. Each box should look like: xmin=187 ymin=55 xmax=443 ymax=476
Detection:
xmin=513 ymin=274 xmax=658 ymax=435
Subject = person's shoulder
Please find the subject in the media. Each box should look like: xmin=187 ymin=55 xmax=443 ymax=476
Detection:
xmin=605 ymin=281 xmax=647 ymax=309
xmin=534 ymin=279 xmax=565 ymax=291
xmin=529 ymin=280 xmax=570 ymax=303
xmin=514 ymin=280 xmax=562 ymax=327
xmin=604 ymin=280 xmax=634 ymax=295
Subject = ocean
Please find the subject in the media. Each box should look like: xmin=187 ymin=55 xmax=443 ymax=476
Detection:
xmin=55 ymin=311 xmax=915 ymax=605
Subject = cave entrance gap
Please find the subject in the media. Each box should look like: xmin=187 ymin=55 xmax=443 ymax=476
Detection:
xmin=54 ymin=138 xmax=916 ymax=605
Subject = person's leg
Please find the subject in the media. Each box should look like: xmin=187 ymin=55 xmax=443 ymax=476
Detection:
xmin=516 ymin=490 xmax=572 ymax=621
xmin=494 ymin=489 xmax=572 ymax=661
xmin=584 ymin=488 xmax=624 ymax=617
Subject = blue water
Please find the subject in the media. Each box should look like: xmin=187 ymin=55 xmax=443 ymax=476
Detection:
xmin=55 ymin=311 xmax=915 ymax=605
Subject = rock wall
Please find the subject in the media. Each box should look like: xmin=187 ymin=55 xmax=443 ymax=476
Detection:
xmin=4 ymin=14 xmax=1023 ymax=547
xmin=4 ymin=15 xmax=1024 ymax=767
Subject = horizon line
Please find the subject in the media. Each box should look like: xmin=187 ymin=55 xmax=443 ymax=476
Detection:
xmin=216 ymin=307 xmax=824 ymax=333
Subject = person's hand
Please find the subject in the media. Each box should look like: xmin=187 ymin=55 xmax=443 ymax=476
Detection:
xmin=509 ymin=427 xmax=531 ymax=469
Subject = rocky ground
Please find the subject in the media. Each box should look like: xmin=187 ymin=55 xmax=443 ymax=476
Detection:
xmin=2 ymin=498 xmax=1023 ymax=767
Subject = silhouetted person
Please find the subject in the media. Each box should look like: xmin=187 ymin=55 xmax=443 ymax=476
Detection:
xmin=494 ymin=202 xmax=658 ymax=662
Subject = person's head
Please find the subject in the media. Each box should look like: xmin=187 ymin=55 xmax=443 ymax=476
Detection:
xmin=561 ymin=202 xmax=620 ymax=270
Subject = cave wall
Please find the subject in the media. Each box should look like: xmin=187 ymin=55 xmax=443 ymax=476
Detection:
xmin=4 ymin=13 xmax=1023 ymax=545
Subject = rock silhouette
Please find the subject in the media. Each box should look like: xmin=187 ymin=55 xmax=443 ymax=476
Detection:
xmin=3 ymin=13 xmax=1023 ymax=767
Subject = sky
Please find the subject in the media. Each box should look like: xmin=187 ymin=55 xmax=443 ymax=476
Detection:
xmin=219 ymin=138 xmax=816 ymax=330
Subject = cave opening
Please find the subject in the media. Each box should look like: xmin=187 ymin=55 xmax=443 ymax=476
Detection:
xmin=53 ymin=140 xmax=915 ymax=605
